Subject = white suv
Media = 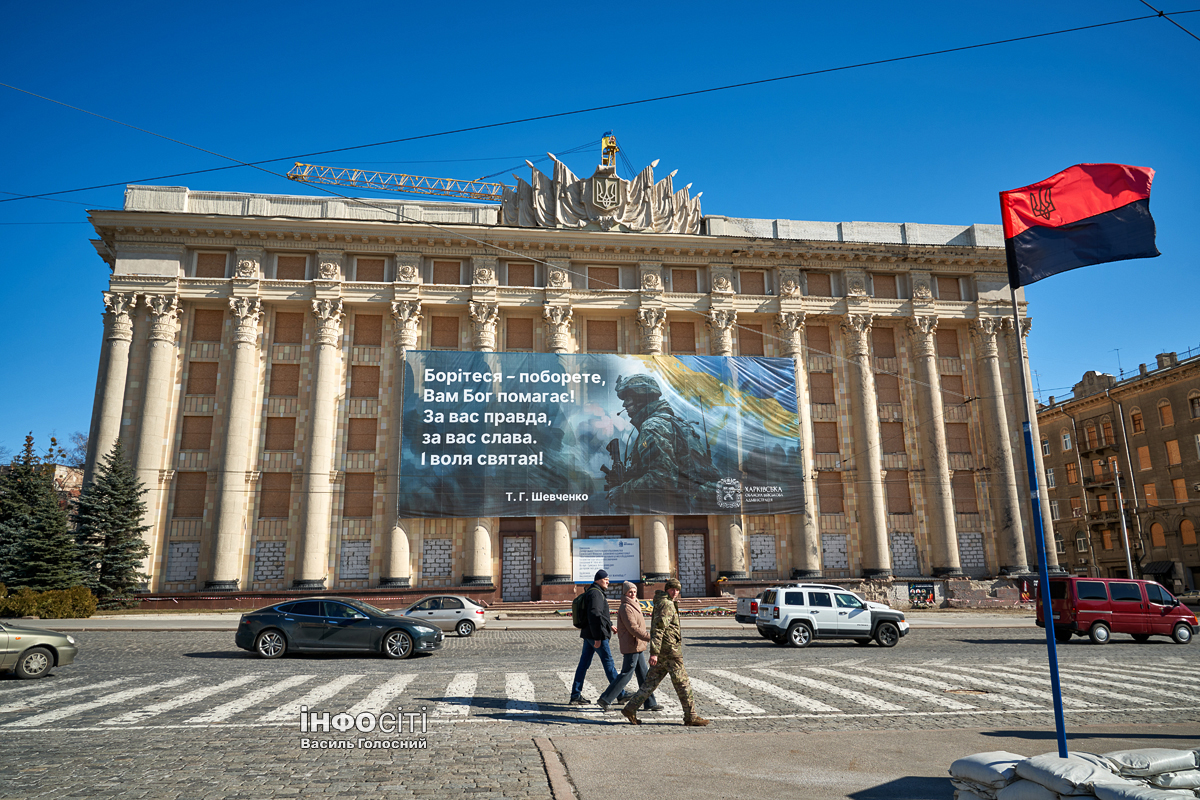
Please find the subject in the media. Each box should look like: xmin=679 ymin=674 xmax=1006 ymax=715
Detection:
xmin=756 ymin=583 xmax=910 ymax=648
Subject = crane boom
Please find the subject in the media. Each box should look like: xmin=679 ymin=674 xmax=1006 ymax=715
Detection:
xmin=287 ymin=162 xmax=508 ymax=201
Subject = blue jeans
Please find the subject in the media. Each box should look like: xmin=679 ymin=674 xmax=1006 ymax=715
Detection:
xmin=598 ymin=651 xmax=658 ymax=708
xmin=571 ymin=639 xmax=619 ymax=699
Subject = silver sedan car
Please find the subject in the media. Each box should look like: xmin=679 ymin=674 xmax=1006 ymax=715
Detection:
xmin=391 ymin=595 xmax=488 ymax=637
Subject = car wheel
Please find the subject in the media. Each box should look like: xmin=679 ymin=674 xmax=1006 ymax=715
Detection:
xmin=255 ymin=629 xmax=287 ymax=659
xmin=875 ymin=622 xmax=900 ymax=648
xmin=384 ymin=630 xmax=414 ymax=659
xmin=15 ymin=646 xmax=53 ymax=679
xmin=1088 ymin=622 xmax=1111 ymax=645
xmin=1172 ymin=624 xmax=1193 ymax=645
xmin=854 ymin=637 xmax=873 ymax=646
xmin=1131 ymin=633 xmax=1150 ymax=643
xmin=787 ymin=623 xmax=812 ymax=648
xmin=456 ymin=620 xmax=475 ymax=637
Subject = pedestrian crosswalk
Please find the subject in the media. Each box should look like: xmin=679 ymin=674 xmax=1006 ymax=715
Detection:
xmin=0 ymin=661 xmax=1193 ymax=731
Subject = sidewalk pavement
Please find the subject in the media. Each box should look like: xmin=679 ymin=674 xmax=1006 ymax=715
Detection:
xmin=546 ymin=723 xmax=1200 ymax=800
xmin=21 ymin=610 xmax=1037 ymax=632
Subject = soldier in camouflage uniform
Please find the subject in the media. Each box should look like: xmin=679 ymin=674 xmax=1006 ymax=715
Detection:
xmin=621 ymin=578 xmax=710 ymax=727
xmin=605 ymin=374 xmax=685 ymax=512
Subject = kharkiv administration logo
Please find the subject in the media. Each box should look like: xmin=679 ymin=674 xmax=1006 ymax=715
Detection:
xmin=1030 ymin=187 xmax=1055 ymax=220
xmin=716 ymin=478 xmax=742 ymax=509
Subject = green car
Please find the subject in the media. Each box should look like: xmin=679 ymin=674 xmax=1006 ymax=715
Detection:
xmin=0 ymin=619 xmax=79 ymax=679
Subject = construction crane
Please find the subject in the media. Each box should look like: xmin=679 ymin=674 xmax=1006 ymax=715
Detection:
xmin=287 ymin=162 xmax=509 ymax=201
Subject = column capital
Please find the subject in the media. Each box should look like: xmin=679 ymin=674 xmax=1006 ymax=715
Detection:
xmin=906 ymin=315 xmax=939 ymax=357
xmin=229 ymin=297 xmax=262 ymax=348
xmin=774 ymin=310 xmax=806 ymax=357
xmin=970 ymin=317 xmax=1004 ymax=358
xmin=840 ymin=312 xmax=873 ymax=357
xmin=543 ymin=303 xmax=573 ymax=354
xmin=707 ymin=308 xmax=737 ymax=356
xmin=311 ymin=298 xmax=344 ymax=347
xmin=469 ymin=301 xmax=499 ymax=351
xmin=391 ymin=299 xmax=423 ymax=351
xmin=103 ymin=291 xmax=138 ymax=342
xmin=144 ymin=294 xmax=180 ymax=344
xmin=636 ymin=307 xmax=667 ymax=355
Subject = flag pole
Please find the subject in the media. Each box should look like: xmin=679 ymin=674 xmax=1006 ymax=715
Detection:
xmin=1005 ymin=273 xmax=1069 ymax=758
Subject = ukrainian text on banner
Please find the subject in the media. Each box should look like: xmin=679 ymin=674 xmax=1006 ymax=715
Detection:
xmin=397 ymin=352 xmax=803 ymax=518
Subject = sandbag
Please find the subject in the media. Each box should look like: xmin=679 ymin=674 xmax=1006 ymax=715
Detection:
xmin=1102 ymin=750 xmax=1200 ymax=778
xmin=951 ymin=752 xmax=1026 ymax=789
xmin=956 ymin=789 xmax=992 ymax=800
xmin=1015 ymin=753 xmax=1124 ymax=796
xmin=997 ymin=779 xmax=1061 ymax=800
xmin=1149 ymin=770 xmax=1200 ymax=790
xmin=1092 ymin=783 xmax=1196 ymax=800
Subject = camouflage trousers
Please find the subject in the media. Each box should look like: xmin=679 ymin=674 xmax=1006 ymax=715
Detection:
xmin=622 ymin=657 xmax=698 ymax=721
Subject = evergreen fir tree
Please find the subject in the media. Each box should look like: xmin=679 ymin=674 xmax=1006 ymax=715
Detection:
xmin=0 ymin=434 xmax=80 ymax=590
xmin=73 ymin=440 xmax=149 ymax=598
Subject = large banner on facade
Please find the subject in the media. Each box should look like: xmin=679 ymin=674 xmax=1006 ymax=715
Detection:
xmin=396 ymin=352 xmax=803 ymax=518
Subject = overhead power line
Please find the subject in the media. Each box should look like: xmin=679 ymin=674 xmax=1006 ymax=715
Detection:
xmin=2 ymin=8 xmax=1197 ymax=205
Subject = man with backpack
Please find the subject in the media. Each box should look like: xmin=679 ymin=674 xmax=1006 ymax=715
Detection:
xmin=569 ymin=569 xmax=620 ymax=705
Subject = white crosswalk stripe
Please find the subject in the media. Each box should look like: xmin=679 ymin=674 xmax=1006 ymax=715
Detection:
xmin=346 ymin=674 xmax=416 ymax=717
xmin=751 ymin=668 xmax=904 ymax=711
xmin=258 ymin=675 xmax=364 ymax=723
xmin=0 ymin=677 xmax=128 ymax=713
xmin=803 ymin=666 xmax=977 ymax=710
xmin=1081 ymin=663 xmax=1200 ymax=698
xmin=184 ymin=675 xmax=313 ymax=724
xmin=0 ymin=676 xmax=82 ymax=701
xmin=505 ymin=673 xmax=539 ymax=715
xmin=708 ymin=669 xmax=841 ymax=712
xmin=856 ymin=665 xmax=1041 ymax=709
xmin=687 ymin=677 xmax=765 ymax=714
xmin=3 ymin=676 xmax=195 ymax=728
xmin=929 ymin=666 xmax=1095 ymax=708
xmin=1086 ymin=662 xmax=1200 ymax=682
xmin=101 ymin=675 xmax=261 ymax=725
xmin=434 ymin=673 xmax=477 ymax=717
xmin=983 ymin=664 xmax=1169 ymax=706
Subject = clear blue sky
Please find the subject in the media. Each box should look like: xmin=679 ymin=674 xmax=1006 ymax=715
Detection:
xmin=2 ymin=1 xmax=1197 ymax=455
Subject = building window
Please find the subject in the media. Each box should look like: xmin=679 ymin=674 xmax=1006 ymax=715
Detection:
xmin=1065 ymin=462 xmax=1078 ymax=485
xmin=1137 ymin=445 xmax=1152 ymax=470
xmin=739 ymin=271 xmax=766 ymax=296
xmin=264 ymin=417 xmax=296 ymax=451
xmin=1041 ymin=439 xmax=1050 ymax=456
xmin=1144 ymin=483 xmax=1159 ymax=507
xmin=507 ymin=262 xmax=536 ymax=287
xmin=1046 ymin=468 xmax=1056 ymax=488
xmin=1074 ymin=535 xmax=1087 ymax=553
xmin=269 ymin=364 xmax=300 ymax=397
xmin=352 ymin=315 xmax=382 ymax=346
xmin=806 ymin=325 xmax=831 ymax=359
xmin=1182 ymin=519 xmax=1197 ymax=546
xmin=172 ymin=472 xmax=207 ymax=518
xmin=349 ymin=366 xmax=380 ymax=398
xmin=195 ymin=252 xmax=228 ymax=278
xmin=1195 ymin=433 xmax=1200 ymax=460
xmin=1173 ymin=478 xmax=1187 ymax=502
xmin=880 ymin=422 xmax=905 ymax=454
xmin=1070 ymin=497 xmax=1082 ymax=518
xmin=1097 ymin=494 xmax=1110 ymax=512
xmin=586 ymin=320 xmax=618 ymax=353
xmin=1091 ymin=458 xmax=1105 ymax=479
xmin=1061 ymin=431 xmax=1072 ymax=451
xmin=506 ymin=318 xmax=534 ymax=351
xmin=258 ymin=472 xmax=292 ymax=519
xmin=872 ymin=327 xmax=896 ymax=358
xmin=276 ymin=255 xmax=307 ymax=280
xmin=935 ymin=275 xmax=962 ymax=301
xmin=875 ymin=373 xmax=901 ymax=404
xmin=936 ymin=329 xmax=960 ymax=358
xmin=192 ymin=310 xmax=224 ymax=342
xmin=430 ymin=316 xmax=459 ymax=349
xmin=1050 ymin=500 xmax=1060 ymax=520
xmin=1191 ymin=395 xmax=1200 ymax=419
xmin=347 ymin=418 xmax=377 ymax=452
xmin=1055 ymin=534 xmax=1066 ymax=555
xmin=951 ymin=472 xmax=977 ymax=513
xmin=1151 ymin=522 xmax=1167 ymax=548
xmin=669 ymin=322 xmax=696 ymax=354
xmin=885 ymin=470 xmax=911 ymax=513
xmin=671 ymin=268 xmax=698 ymax=293
xmin=872 ymin=274 xmax=898 ymax=299
xmin=431 ymin=260 xmax=461 ymax=285
xmin=813 ymin=422 xmax=840 ymax=454
xmin=816 ymin=472 xmax=844 ymax=513
xmin=1159 ymin=401 xmax=1174 ymax=427
xmin=180 ymin=416 xmax=213 ymax=451
xmin=805 ymin=272 xmax=832 ymax=297
xmin=1101 ymin=419 xmax=1114 ymax=445
xmin=1166 ymin=439 xmax=1182 ymax=466
xmin=1102 ymin=530 xmax=1114 ymax=550
xmin=941 ymin=375 xmax=966 ymax=408
xmin=186 ymin=362 xmax=218 ymax=396
xmin=342 ymin=473 xmax=375 ymax=518
xmin=809 ymin=373 xmax=836 ymax=404
xmin=588 ymin=266 xmax=620 ymax=290
xmin=945 ymin=423 xmax=971 ymax=454
xmin=738 ymin=324 xmax=764 ymax=356
xmin=274 ymin=312 xmax=304 ymax=344
xmin=355 ymin=258 xmax=385 ymax=282
xmin=1084 ymin=424 xmax=1098 ymax=449
xmin=1131 ymin=410 xmax=1144 ymax=433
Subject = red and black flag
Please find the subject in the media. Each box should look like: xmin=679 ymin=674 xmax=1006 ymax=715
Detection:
xmin=1000 ymin=163 xmax=1159 ymax=288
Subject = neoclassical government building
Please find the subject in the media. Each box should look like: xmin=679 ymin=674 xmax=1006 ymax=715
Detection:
xmin=84 ymin=165 xmax=1059 ymax=600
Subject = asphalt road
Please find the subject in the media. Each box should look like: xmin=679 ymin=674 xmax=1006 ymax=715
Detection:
xmin=1 ymin=626 xmax=1197 ymax=800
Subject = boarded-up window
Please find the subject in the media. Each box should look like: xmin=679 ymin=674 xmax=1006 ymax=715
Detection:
xmin=259 ymin=472 xmax=292 ymax=518
xmin=670 ymin=322 xmax=696 ymax=354
xmin=187 ymin=362 xmax=218 ymax=395
xmin=192 ymin=310 xmax=224 ymax=342
xmin=941 ymin=374 xmax=966 ymax=407
xmin=809 ymin=373 xmax=836 ymax=404
xmin=195 ymin=253 xmax=227 ymax=278
xmin=264 ymin=417 xmax=296 ymax=451
xmin=806 ymin=326 xmax=831 ymax=358
xmin=872 ymin=274 xmax=898 ymax=298
xmin=342 ymin=473 xmax=375 ymax=518
xmin=1091 ymin=458 xmax=1105 ymax=478
xmin=880 ymin=422 xmax=905 ymax=454
xmin=431 ymin=261 xmax=459 ymax=284
xmin=1070 ymin=497 xmax=1082 ymax=517
xmin=945 ymin=422 xmax=971 ymax=453
xmin=936 ymin=329 xmax=960 ymax=357
xmin=431 ymin=316 xmax=459 ymax=349
xmin=936 ymin=276 xmax=961 ymax=300
xmin=813 ymin=422 xmax=839 ymax=453
xmin=875 ymin=373 xmax=901 ymax=404
xmin=886 ymin=470 xmax=911 ymax=513
xmin=1084 ymin=425 xmax=1098 ymax=449
xmin=173 ymin=472 xmax=207 ymax=518
xmin=1131 ymin=411 xmax=1144 ymax=432
xmin=276 ymin=255 xmax=306 ymax=280
xmin=739 ymin=324 xmax=764 ymax=356
xmin=1102 ymin=530 xmax=1114 ymax=550
xmin=506 ymin=317 xmax=534 ymax=350
xmin=1065 ymin=462 xmax=1078 ymax=484
xmin=671 ymin=269 xmax=698 ymax=293
xmin=739 ymin=272 xmax=765 ymax=295
xmin=872 ymin=327 xmax=896 ymax=358
xmin=1097 ymin=494 xmax=1110 ymax=512
xmin=274 ymin=312 xmax=304 ymax=344
xmin=1101 ymin=419 xmax=1114 ymax=444
xmin=269 ymin=363 xmax=300 ymax=397
xmin=350 ymin=365 xmax=380 ymax=398
xmin=1151 ymin=522 xmax=1166 ymax=547
xmin=587 ymin=320 xmax=618 ymax=352
xmin=352 ymin=315 xmax=382 ymax=346
xmin=180 ymin=416 xmax=213 ymax=450
xmin=588 ymin=266 xmax=620 ymax=290
xmin=1182 ymin=519 xmax=1197 ymax=546
xmin=1159 ymin=402 xmax=1174 ymax=427
xmin=1144 ymin=483 xmax=1159 ymax=507
xmin=806 ymin=273 xmax=831 ymax=296
xmin=1172 ymin=478 xmax=1187 ymax=502
xmin=347 ymin=418 xmax=377 ymax=452
xmin=355 ymin=258 xmax=385 ymax=282
xmin=951 ymin=472 xmax=977 ymax=513
xmin=1166 ymin=439 xmax=1181 ymax=465
xmin=507 ymin=262 xmax=535 ymax=286
xmin=817 ymin=472 xmax=844 ymax=513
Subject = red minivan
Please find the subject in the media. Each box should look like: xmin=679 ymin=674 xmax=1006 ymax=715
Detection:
xmin=1036 ymin=577 xmax=1198 ymax=645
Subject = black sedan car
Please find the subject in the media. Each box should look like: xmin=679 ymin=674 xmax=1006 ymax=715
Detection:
xmin=235 ymin=597 xmax=442 ymax=660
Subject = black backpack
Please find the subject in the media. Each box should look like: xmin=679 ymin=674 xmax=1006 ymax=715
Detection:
xmin=571 ymin=585 xmax=598 ymax=629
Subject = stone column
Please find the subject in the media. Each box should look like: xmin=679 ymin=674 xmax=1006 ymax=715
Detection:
xmin=295 ymin=298 xmax=344 ymax=590
xmin=1008 ymin=317 xmax=1060 ymax=571
xmin=469 ymin=301 xmax=499 ymax=352
xmin=907 ymin=316 xmax=962 ymax=577
xmin=542 ymin=304 xmax=573 ymax=355
xmin=207 ymin=298 xmax=262 ymax=590
xmin=84 ymin=292 xmax=137 ymax=487
xmin=636 ymin=308 xmax=666 ymax=355
xmin=708 ymin=308 xmax=747 ymax=579
xmin=382 ymin=300 xmax=422 ymax=588
xmin=971 ymin=318 xmax=1030 ymax=576
xmin=776 ymin=311 xmax=821 ymax=578
xmin=132 ymin=294 xmax=181 ymax=583
xmin=464 ymin=301 xmax=498 ymax=587
xmin=542 ymin=303 xmax=575 ymax=587
xmin=841 ymin=313 xmax=890 ymax=578
xmin=636 ymin=306 xmax=672 ymax=581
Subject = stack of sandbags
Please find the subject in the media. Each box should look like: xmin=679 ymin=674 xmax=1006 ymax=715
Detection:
xmin=950 ymin=750 xmax=1200 ymax=800
xmin=949 ymin=751 xmax=1024 ymax=799
xmin=1097 ymin=749 xmax=1200 ymax=798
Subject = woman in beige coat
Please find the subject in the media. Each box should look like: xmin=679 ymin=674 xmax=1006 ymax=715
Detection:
xmin=597 ymin=582 xmax=661 ymax=712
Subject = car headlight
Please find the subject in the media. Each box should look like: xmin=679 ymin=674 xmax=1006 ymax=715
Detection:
xmin=67 ymin=635 xmax=76 ymax=645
